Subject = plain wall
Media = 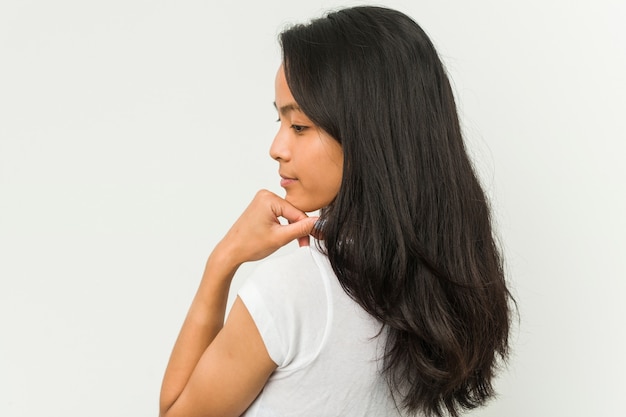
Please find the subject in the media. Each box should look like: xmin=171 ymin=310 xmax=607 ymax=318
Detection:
xmin=1 ymin=0 xmax=624 ymax=416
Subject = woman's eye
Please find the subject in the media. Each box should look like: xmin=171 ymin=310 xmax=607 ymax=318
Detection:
xmin=292 ymin=125 xmax=307 ymax=133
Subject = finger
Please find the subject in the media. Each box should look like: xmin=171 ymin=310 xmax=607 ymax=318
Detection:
xmin=287 ymin=219 xmax=311 ymax=248
xmin=272 ymin=198 xmax=309 ymax=224
xmin=278 ymin=217 xmax=318 ymax=246
xmin=298 ymin=235 xmax=310 ymax=247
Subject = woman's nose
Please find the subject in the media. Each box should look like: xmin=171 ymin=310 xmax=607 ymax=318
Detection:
xmin=269 ymin=126 xmax=290 ymax=161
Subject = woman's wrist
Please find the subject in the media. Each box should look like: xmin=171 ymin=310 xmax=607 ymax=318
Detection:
xmin=207 ymin=239 xmax=243 ymax=278
xmin=188 ymin=249 xmax=239 ymax=325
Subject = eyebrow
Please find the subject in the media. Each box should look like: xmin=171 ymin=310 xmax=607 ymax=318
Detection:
xmin=273 ymin=102 xmax=301 ymax=116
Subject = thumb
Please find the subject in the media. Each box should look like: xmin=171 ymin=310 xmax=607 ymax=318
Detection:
xmin=280 ymin=216 xmax=318 ymax=247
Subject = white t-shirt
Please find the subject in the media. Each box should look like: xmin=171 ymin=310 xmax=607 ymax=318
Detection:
xmin=238 ymin=243 xmax=403 ymax=417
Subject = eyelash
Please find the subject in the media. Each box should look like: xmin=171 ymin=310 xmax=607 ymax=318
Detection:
xmin=276 ymin=118 xmax=308 ymax=134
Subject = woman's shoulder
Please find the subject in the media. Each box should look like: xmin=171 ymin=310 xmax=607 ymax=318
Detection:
xmin=254 ymin=244 xmax=317 ymax=274
xmin=248 ymin=242 xmax=329 ymax=287
xmin=238 ymin=243 xmax=331 ymax=368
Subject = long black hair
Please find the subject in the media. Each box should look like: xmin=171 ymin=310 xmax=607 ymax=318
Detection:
xmin=280 ymin=6 xmax=513 ymax=417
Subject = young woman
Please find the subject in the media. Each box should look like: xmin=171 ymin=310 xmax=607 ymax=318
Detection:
xmin=159 ymin=6 xmax=513 ymax=417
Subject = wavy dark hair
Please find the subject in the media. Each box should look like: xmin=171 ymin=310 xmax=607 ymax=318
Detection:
xmin=280 ymin=6 xmax=513 ymax=417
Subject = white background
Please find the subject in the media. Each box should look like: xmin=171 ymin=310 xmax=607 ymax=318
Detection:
xmin=1 ymin=1 xmax=625 ymax=416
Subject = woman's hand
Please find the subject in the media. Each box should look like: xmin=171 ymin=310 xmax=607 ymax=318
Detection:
xmin=212 ymin=189 xmax=318 ymax=270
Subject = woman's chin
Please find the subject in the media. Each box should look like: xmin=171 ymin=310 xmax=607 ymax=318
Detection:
xmin=284 ymin=196 xmax=321 ymax=214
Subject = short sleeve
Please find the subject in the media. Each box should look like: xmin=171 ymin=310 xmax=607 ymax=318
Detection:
xmin=238 ymin=246 xmax=330 ymax=371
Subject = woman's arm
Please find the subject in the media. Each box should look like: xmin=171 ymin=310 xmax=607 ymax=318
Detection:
xmin=159 ymin=190 xmax=318 ymax=417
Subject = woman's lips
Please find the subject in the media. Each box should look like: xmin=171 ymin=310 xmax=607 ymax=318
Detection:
xmin=280 ymin=177 xmax=297 ymax=187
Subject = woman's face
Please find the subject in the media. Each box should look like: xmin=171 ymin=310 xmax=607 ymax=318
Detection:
xmin=270 ymin=66 xmax=343 ymax=213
